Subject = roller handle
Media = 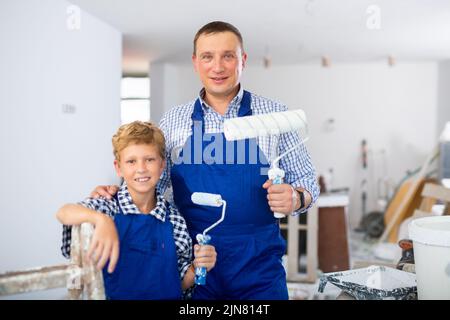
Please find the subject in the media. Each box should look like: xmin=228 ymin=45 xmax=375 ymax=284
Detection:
xmin=268 ymin=168 xmax=286 ymax=219
xmin=194 ymin=234 xmax=211 ymax=285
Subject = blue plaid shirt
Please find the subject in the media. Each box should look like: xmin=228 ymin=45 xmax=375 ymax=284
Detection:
xmin=157 ymin=86 xmax=319 ymax=214
xmin=61 ymin=182 xmax=192 ymax=280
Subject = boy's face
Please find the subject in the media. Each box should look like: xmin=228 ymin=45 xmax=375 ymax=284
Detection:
xmin=192 ymin=31 xmax=247 ymax=100
xmin=114 ymin=143 xmax=165 ymax=196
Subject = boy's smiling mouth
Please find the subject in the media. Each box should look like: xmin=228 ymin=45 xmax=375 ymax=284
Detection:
xmin=135 ymin=177 xmax=150 ymax=182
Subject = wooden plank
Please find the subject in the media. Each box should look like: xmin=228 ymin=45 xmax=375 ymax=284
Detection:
xmin=382 ymin=179 xmax=428 ymax=243
xmin=0 ymin=265 xmax=69 ymax=296
xmin=421 ymin=183 xmax=450 ymax=203
xmin=79 ymin=223 xmax=105 ymax=300
xmin=67 ymin=223 xmax=105 ymax=300
xmin=68 ymin=224 xmax=83 ymax=299
xmin=306 ymin=205 xmax=318 ymax=283
xmin=286 ymin=205 xmax=318 ymax=283
xmin=379 ymin=145 xmax=439 ymax=243
xmin=287 ymin=212 xmax=299 ymax=280
xmin=419 ymin=197 xmax=436 ymax=211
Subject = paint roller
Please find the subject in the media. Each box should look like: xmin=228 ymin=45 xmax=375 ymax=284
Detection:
xmin=191 ymin=192 xmax=227 ymax=285
xmin=223 ymin=109 xmax=309 ymax=218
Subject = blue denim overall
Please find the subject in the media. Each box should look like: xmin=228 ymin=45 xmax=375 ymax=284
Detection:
xmin=171 ymin=91 xmax=288 ymax=300
xmin=102 ymin=194 xmax=182 ymax=300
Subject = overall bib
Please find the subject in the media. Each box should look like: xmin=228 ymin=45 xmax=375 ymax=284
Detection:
xmin=171 ymin=91 xmax=288 ymax=300
xmin=102 ymin=194 xmax=182 ymax=300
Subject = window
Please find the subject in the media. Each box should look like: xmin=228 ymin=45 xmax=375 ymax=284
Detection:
xmin=120 ymin=77 xmax=150 ymax=124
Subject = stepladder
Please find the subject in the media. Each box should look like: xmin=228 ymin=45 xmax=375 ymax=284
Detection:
xmin=0 ymin=223 xmax=105 ymax=299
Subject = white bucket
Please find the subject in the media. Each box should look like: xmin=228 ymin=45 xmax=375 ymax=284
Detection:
xmin=409 ymin=216 xmax=450 ymax=300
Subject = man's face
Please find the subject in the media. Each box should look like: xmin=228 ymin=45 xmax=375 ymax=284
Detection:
xmin=114 ymin=143 xmax=165 ymax=197
xmin=192 ymin=31 xmax=247 ymax=99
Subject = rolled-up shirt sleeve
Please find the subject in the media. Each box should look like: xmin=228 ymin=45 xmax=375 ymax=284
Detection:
xmin=278 ymin=129 xmax=320 ymax=215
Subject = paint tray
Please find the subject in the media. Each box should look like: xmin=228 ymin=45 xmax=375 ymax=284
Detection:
xmin=318 ymin=265 xmax=417 ymax=300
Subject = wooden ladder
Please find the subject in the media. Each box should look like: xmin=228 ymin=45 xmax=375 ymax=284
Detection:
xmin=0 ymin=223 xmax=105 ymax=299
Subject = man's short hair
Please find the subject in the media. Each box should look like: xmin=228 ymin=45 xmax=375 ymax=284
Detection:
xmin=112 ymin=121 xmax=166 ymax=161
xmin=193 ymin=21 xmax=244 ymax=55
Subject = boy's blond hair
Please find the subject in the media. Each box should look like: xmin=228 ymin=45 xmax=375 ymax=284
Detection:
xmin=112 ymin=121 xmax=165 ymax=161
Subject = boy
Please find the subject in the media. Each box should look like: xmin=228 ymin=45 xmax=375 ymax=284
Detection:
xmin=56 ymin=121 xmax=216 ymax=300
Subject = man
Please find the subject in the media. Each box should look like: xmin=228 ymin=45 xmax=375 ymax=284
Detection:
xmin=93 ymin=21 xmax=319 ymax=300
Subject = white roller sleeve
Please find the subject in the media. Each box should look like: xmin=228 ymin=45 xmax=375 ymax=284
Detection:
xmin=223 ymin=109 xmax=307 ymax=141
xmin=191 ymin=192 xmax=223 ymax=207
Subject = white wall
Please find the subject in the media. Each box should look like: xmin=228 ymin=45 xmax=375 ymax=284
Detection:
xmin=150 ymin=62 xmax=202 ymax=123
xmin=151 ymin=62 xmax=438 ymax=227
xmin=0 ymin=0 xmax=121 ymax=286
xmin=438 ymin=60 xmax=450 ymax=136
xmin=150 ymin=63 xmax=183 ymax=123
